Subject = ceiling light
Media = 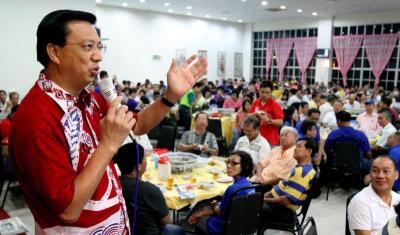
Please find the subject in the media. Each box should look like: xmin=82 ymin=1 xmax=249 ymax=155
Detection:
xmin=122 ymin=2 xmax=128 ymax=7
xmin=242 ymin=0 xmax=247 ymax=2
xmin=238 ymin=19 xmax=243 ymax=23
xmin=139 ymin=0 xmax=146 ymax=3
xmin=222 ymin=17 xmax=227 ymax=21
xmin=261 ymin=1 xmax=268 ymax=6
xmin=186 ymin=6 xmax=192 ymax=10
xmin=168 ymin=9 xmax=173 ymax=13
xmin=297 ymin=9 xmax=303 ymax=13
xmin=280 ymin=5 xmax=286 ymax=10
xmin=205 ymin=14 xmax=211 ymax=18
xmin=96 ymin=0 xmax=101 ymax=3
xmin=312 ymin=12 xmax=318 ymax=16
xmin=164 ymin=2 xmax=170 ymax=6
xmin=187 ymin=12 xmax=192 ymax=15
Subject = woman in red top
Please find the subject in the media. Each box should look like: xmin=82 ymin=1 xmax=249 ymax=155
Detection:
xmin=230 ymin=99 xmax=252 ymax=150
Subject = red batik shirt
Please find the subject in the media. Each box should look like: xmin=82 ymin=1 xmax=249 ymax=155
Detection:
xmin=9 ymin=72 xmax=130 ymax=234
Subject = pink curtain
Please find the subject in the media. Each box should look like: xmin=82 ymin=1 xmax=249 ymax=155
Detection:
xmin=265 ymin=39 xmax=274 ymax=80
xmin=332 ymin=35 xmax=363 ymax=86
xmin=363 ymin=34 xmax=399 ymax=88
xmin=294 ymin=37 xmax=317 ymax=84
xmin=273 ymin=38 xmax=294 ymax=84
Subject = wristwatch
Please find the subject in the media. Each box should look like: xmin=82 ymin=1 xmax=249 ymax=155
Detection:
xmin=160 ymin=95 xmax=175 ymax=108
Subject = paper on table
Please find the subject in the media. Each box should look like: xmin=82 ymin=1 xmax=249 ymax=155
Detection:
xmin=0 ymin=217 xmax=28 ymax=235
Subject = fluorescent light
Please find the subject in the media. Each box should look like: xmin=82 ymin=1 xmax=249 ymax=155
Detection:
xmin=139 ymin=0 xmax=146 ymax=3
xmin=122 ymin=2 xmax=128 ymax=7
xmin=261 ymin=1 xmax=268 ymax=6
xmin=96 ymin=0 xmax=101 ymax=3
xmin=312 ymin=12 xmax=318 ymax=16
xmin=222 ymin=17 xmax=227 ymax=21
xmin=297 ymin=9 xmax=303 ymax=13
xmin=205 ymin=14 xmax=211 ymax=18
xmin=187 ymin=12 xmax=192 ymax=15
xmin=242 ymin=0 xmax=247 ymax=2
xmin=238 ymin=19 xmax=243 ymax=23
xmin=186 ymin=6 xmax=192 ymax=10
xmin=168 ymin=9 xmax=173 ymax=13
xmin=280 ymin=5 xmax=286 ymax=9
xmin=164 ymin=2 xmax=170 ymax=6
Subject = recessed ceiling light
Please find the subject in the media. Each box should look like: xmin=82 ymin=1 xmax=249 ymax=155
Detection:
xmin=280 ymin=5 xmax=286 ymax=10
xmin=186 ymin=6 xmax=192 ymax=10
xmin=96 ymin=0 xmax=101 ymax=3
xmin=238 ymin=19 xmax=243 ymax=23
xmin=297 ymin=9 xmax=303 ymax=13
xmin=242 ymin=0 xmax=247 ymax=2
xmin=261 ymin=1 xmax=268 ymax=6
xmin=205 ymin=14 xmax=211 ymax=18
xmin=187 ymin=12 xmax=192 ymax=15
xmin=222 ymin=17 xmax=227 ymax=21
xmin=122 ymin=2 xmax=128 ymax=7
xmin=139 ymin=0 xmax=145 ymax=3
xmin=168 ymin=9 xmax=173 ymax=13
xmin=312 ymin=12 xmax=318 ymax=16
xmin=164 ymin=2 xmax=170 ymax=6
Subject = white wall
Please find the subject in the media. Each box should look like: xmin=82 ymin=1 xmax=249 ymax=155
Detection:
xmin=0 ymin=0 xmax=95 ymax=98
xmin=96 ymin=5 xmax=248 ymax=84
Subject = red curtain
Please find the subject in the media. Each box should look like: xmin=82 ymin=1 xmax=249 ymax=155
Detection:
xmin=363 ymin=34 xmax=399 ymax=88
xmin=332 ymin=35 xmax=363 ymax=86
xmin=294 ymin=37 xmax=317 ymax=84
xmin=273 ymin=38 xmax=294 ymax=84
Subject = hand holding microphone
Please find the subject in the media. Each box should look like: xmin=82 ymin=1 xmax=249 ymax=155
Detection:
xmin=98 ymin=77 xmax=136 ymax=154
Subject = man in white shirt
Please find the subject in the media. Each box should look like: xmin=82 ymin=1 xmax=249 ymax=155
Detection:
xmin=319 ymin=94 xmax=337 ymax=122
xmin=348 ymin=156 xmax=400 ymax=235
xmin=344 ymin=93 xmax=361 ymax=114
xmin=375 ymin=109 xmax=397 ymax=150
xmin=235 ymin=116 xmax=271 ymax=166
xmin=287 ymin=88 xmax=302 ymax=107
xmin=356 ymin=100 xmax=381 ymax=136
xmin=322 ymin=100 xmax=343 ymax=129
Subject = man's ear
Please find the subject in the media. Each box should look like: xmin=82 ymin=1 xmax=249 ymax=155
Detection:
xmin=46 ymin=44 xmax=61 ymax=65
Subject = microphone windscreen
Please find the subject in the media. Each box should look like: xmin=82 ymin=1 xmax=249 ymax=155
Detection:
xmin=98 ymin=77 xmax=117 ymax=103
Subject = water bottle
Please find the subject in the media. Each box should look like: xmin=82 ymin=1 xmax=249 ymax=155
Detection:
xmin=158 ymin=157 xmax=172 ymax=181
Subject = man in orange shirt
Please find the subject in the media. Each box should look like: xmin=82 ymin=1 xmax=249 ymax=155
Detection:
xmin=252 ymin=126 xmax=298 ymax=186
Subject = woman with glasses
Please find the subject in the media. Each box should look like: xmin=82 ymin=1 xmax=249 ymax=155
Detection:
xmin=188 ymin=151 xmax=254 ymax=235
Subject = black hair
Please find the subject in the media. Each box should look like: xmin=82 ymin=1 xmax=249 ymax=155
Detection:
xmin=284 ymin=106 xmax=297 ymax=125
xmin=335 ymin=111 xmax=351 ymax=122
xmin=242 ymin=98 xmax=252 ymax=112
xmin=243 ymin=116 xmax=260 ymax=129
xmin=372 ymin=155 xmax=398 ymax=172
xmin=229 ymin=151 xmax=254 ymax=177
xmin=378 ymin=108 xmax=392 ymax=122
xmin=140 ymin=96 xmax=150 ymax=105
xmin=195 ymin=111 xmax=209 ymax=121
xmin=327 ymin=94 xmax=338 ymax=103
xmin=10 ymin=104 xmax=19 ymax=114
xmin=8 ymin=92 xmax=19 ymax=99
xmin=308 ymin=108 xmax=320 ymax=117
xmin=260 ymin=80 xmax=273 ymax=90
xmin=290 ymin=88 xmax=298 ymax=95
xmin=0 ymin=90 xmax=6 ymax=95
xmin=298 ymin=137 xmax=318 ymax=158
xmin=300 ymin=120 xmax=317 ymax=136
xmin=290 ymin=102 xmax=301 ymax=112
xmin=153 ymin=91 xmax=160 ymax=97
xmin=114 ymin=141 xmax=144 ymax=175
xmin=311 ymin=92 xmax=319 ymax=99
xmin=36 ymin=10 xmax=97 ymax=67
xmin=381 ymin=97 xmax=392 ymax=107
xmin=301 ymin=101 xmax=309 ymax=108
xmin=193 ymin=82 xmax=203 ymax=88
xmin=129 ymin=87 xmax=137 ymax=95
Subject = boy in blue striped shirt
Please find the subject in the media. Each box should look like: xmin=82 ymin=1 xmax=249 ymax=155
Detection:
xmin=261 ymin=137 xmax=317 ymax=222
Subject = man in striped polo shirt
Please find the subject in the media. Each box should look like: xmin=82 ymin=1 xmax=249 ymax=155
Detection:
xmin=261 ymin=137 xmax=317 ymax=223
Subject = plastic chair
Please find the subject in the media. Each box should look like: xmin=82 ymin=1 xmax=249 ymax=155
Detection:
xmin=345 ymin=191 xmax=358 ymax=235
xmin=157 ymin=125 xmax=176 ymax=151
xmin=299 ymin=217 xmax=318 ymax=235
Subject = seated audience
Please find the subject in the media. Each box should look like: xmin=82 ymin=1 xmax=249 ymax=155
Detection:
xmin=322 ymin=99 xmax=343 ymax=129
xmin=308 ymin=92 xmax=320 ymax=109
xmin=379 ymin=97 xmax=399 ymax=124
xmin=0 ymin=105 xmax=18 ymax=141
xmin=299 ymin=101 xmax=309 ymax=122
xmin=382 ymin=202 xmax=400 ymax=234
xmin=261 ymin=137 xmax=317 ymax=224
xmin=356 ymin=100 xmax=381 ymax=136
xmin=283 ymin=106 xmax=299 ymax=127
xmin=0 ymin=90 xmax=6 ymax=112
xmin=319 ymin=94 xmax=337 ymax=122
xmin=252 ymin=126 xmax=298 ymax=186
xmin=3 ymin=92 xmax=19 ymax=114
xmin=325 ymin=111 xmax=372 ymax=172
xmin=188 ymin=151 xmax=254 ymax=235
xmin=388 ymin=132 xmax=400 ymax=191
xmin=115 ymin=142 xmax=186 ymax=235
xmin=343 ymin=93 xmax=361 ymax=113
xmin=223 ymin=90 xmax=241 ymax=111
xmin=178 ymin=112 xmax=219 ymax=157
xmin=348 ymin=156 xmax=400 ymax=235
xmin=287 ymin=88 xmax=302 ymax=107
xmin=231 ymin=99 xmax=252 ymax=149
xmin=234 ymin=116 xmax=271 ymax=166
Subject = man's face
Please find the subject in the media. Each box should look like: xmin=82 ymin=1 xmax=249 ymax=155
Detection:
xmin=387 ymin=134 xmax=398 ymax=147
xmin=57 ymin=21 xmax=102 ymax=91
xmin=293 ymin=140 xmax=309 ymax=162
xmin=10 ymin=94 xmax=19 ymax=106
xmin=314 ymin=94 xmax=321 ymax=103
xmin=370 ymin=158 xmax=398 ymax=193
xmin=333 ymin=102 xmax=343 ymax=113
xmin=365 ymin=104 xmax=374 ymax=113
xmin=280 ymin=130 xmax=296 ymax=148
xmin=195 ymin=114 xmax=208 ymax=129
xmin=0 ymin=92 xmax=6 ymax=103
xmin=259 ymin=87 xmax=272 ymax=101
xmin=302 ymin=104 xmax=309 ymax=115
xmin=243 ymin=124 xmax=259 ymax=141
xmin=306 ymin=125 xmax=318 ymax=138
xmin=378 ymin=113 xmax=388 ymax=127
xmin=308 ymin=113 xmax=320 ymax=123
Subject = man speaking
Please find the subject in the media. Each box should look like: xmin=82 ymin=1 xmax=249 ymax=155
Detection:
xmin=9 ymin=10 xmax=207 ymax=234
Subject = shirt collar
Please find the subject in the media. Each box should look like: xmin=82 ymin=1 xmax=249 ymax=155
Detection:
xmin=367 ymin=184 xmax=397 ymax=208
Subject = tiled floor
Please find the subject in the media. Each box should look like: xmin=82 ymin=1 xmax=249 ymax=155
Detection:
xmin=1 ymin=182 xmax=352 ymax=235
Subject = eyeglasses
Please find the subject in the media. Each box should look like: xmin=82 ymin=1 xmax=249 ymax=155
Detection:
xmin=225 ymin=160 xmax=241 ymax=166
xmin=63 ymin=42 xmax=107 ymax=54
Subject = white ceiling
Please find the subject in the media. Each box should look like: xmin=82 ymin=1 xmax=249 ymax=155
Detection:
xmin=97 ymin=0 xmax=400 ymax=23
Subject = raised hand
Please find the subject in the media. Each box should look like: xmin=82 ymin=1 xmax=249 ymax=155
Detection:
xmin=164 ymin=55 xmax=208 ymax=103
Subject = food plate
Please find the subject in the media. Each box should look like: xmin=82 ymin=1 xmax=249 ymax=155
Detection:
xmin=216 ymin=176 xmax=233 ymax=183
xmin=208 ymin=167 xmax=222 ymax=174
